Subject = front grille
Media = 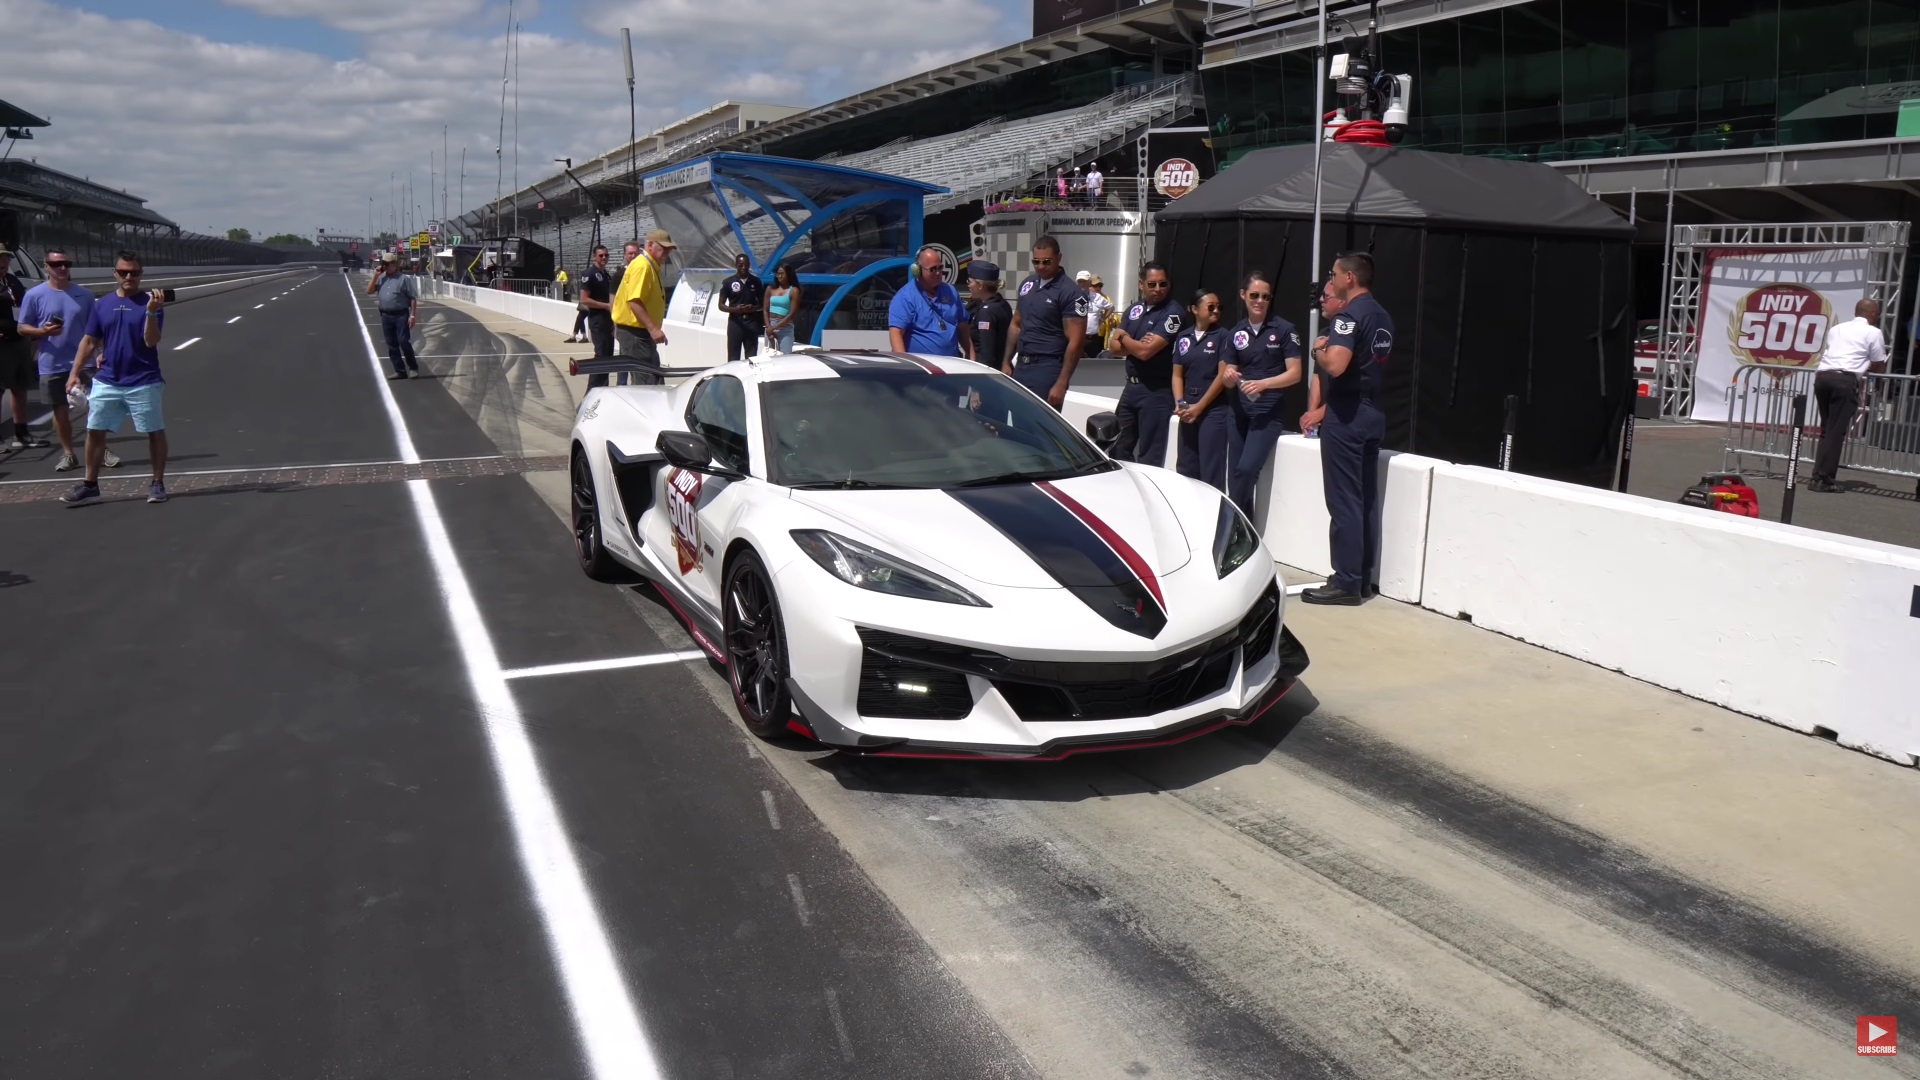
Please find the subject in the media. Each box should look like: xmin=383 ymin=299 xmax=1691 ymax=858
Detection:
xmin=856 ymin=582 xmax=1278 ymax=724
xmin=992 ymin=645 xmax=1237 ymax=722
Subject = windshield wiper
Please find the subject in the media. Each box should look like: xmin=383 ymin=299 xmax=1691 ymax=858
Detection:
xmin=950 ymin=466 xmax=1101 ymax=488
xmin=787 ymin=478 xmax=895 ymax=490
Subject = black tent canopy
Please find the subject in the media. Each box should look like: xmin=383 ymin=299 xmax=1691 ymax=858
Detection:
xmin=1156 ymin=143 xmax=1636 ymax=485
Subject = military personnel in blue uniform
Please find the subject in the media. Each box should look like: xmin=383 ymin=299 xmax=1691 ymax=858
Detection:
xmin=1302 ymin=253 xmax=1394 ymax=606
xmin=1221 ymin=271 xmax=1304 ymax=517
xmin=1172 ymin=289 xmax=1232 ymax=491
xmin=1110 ymin=261 xmax=1185 ymax=465
xmin=1005 ymin=235 xmax=1086 ymax=408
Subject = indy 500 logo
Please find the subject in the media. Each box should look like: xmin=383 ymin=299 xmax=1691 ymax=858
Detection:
xmin=1729 ymin=283 xmax=1833 ymax=367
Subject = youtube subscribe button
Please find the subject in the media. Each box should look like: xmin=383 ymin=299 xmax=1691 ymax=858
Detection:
xmin=1859 ymin=1016 xmax=1897 ymax=1056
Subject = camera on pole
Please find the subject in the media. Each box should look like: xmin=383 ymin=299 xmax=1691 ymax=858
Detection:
xmin=1324 ymin=3 xmax=1414 ymax=147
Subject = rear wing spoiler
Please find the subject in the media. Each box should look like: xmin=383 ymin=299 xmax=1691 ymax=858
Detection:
xmin=568 ymin=357 xmax=711 ymax=379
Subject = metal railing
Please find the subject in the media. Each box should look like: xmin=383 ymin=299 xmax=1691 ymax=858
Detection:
xmin=1723 ymin=363 xmax=1920 ymax=484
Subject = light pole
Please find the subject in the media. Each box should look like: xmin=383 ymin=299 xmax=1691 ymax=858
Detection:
xmin=1306 ymin=0 xmax=1328 ymax=387
xmin=623 ymin=27 xmax=637 ymax=244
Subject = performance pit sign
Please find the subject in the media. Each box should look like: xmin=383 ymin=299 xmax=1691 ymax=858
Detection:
xmin=1691 ymin=247 xmax=1871 ymax=421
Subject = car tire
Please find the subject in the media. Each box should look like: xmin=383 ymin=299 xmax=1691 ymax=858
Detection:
xmin=571 ymin=447 xmax=632 ymax=583
xmin=722 ymin=550 xmax=796 ymax=739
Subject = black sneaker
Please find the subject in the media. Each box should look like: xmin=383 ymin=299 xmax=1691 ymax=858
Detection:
xmin=1300 ymin=584 xmax=1365 ymax=606
xmin=60 ymin=481 xmax=101 ymax=505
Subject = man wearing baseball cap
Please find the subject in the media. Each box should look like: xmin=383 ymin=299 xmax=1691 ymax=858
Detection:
xmin=609 ymin=229 xmax=675 ymax=384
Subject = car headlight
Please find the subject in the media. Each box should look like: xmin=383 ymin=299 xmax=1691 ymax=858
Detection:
xmin=1212 ymin=498 xmax=1259 ymax=578
xmin=791 ymin=530 xmax=989 ymax=606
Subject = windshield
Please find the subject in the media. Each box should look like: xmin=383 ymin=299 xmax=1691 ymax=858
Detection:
xmin=763 ymin=370 xmax=1114 ymax=488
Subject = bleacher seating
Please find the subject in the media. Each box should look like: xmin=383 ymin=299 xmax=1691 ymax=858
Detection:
xmin=832 ymin=77 xmax=1190 ymax=213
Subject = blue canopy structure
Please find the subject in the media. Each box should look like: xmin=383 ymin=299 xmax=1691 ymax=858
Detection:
xmin=640 ymin=153 xmax=948 ymax=347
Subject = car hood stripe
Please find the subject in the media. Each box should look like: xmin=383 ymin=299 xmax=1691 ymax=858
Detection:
xmin=947 ymin=484 xmax=1168 ymax=639
xmin=1036 ymin=480 xmax=1166 ymax=609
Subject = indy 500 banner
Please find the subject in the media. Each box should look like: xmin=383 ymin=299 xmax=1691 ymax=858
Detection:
xmin=1692 ymin=247 xmax=1871 ymax=420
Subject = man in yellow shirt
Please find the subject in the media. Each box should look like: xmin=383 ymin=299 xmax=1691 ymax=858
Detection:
xmin=610 ymin=229 xmax=676 ymax=385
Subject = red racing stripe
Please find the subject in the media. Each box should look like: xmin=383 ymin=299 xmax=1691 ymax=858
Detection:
xmin=1035 ymin=480 xmax=1165 ymax=610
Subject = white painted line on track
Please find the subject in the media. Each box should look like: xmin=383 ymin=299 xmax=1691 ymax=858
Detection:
xmin=254 ymin=304 xmax=264 ymax=309
xmin=786 ymin=874 xmax=811 ymax=927
xmin=338 ymin=274 xmax=664 ymax=1080
xmin=0 ymin=451 xmax=521 ymax=487
xmin=824 ymin=988 xmax=857 ymax=1063
xmin=761 ymin=790 xmax=781 ymax=831
xmin=1285 ymin=581 xmax=1327 ymax=596
xmin=173 ymin=337 xmax=201 ymax=351
xmin=501 ymin=651 xmax=707 ymax=680
xmin=227 ymin=316 xmax=242 ymax=324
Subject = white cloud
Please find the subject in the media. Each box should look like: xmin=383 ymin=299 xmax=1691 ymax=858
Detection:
xmin=0 ymin=0 xmax=1029 ymax=241
xmin=219 ymin=0 xmax=493 ymax=35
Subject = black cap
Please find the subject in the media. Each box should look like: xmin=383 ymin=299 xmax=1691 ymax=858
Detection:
xmin=967 ymin=260 xmax=1000 ymax=283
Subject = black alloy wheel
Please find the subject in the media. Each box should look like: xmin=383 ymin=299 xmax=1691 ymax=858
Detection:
xmin=723 ymin=551 xmax=796 ymax=738
xmin=571 ymin=449 xmax=629 ymax=582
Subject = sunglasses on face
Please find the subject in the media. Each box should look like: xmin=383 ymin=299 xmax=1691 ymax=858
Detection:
xmin=1142 ymin=280 xmax=1169 ymax=289
xmin=114 ymin=268 xmax=141 ymax=277
xmin=47 ymin=261 xmax=71 ymax=269
xmin=1246 ymin=292 xmax=1271 ymax=301
xmin=1031 ymin=257 xmax=1056 ymax=267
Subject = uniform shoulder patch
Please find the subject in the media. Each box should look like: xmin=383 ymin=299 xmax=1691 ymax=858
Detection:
xmin=1333 ymin=317 xmax=1356 ymax=336
xmin=1070 ymin=295 xmax=1087 ymax=317
xmin=1128 ymin=303 xmax=1144 ymax=321
xmin=1176 ymin=336 xmax=1192 ymax=355
xmin=1163 ymin=313 xmax=1186 ymax=335
xmin=1232 ymin=329 xmax=1251 ymax=350
xmin=1020 ymin=279 xmax=1036 ymax=296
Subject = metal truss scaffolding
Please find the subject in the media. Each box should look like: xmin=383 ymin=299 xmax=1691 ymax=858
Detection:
xmin=1657 ymin=221 xmax=1909 ymax=420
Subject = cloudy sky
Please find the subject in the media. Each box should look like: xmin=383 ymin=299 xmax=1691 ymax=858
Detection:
xmin=2 ymin=0 xmax=1028 ymax=240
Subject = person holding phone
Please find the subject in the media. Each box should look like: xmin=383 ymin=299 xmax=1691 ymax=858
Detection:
xmin=17 ymin=247 xmax=110 ymax=471
xmin=61 ymin=250 xmax=170 ymax=505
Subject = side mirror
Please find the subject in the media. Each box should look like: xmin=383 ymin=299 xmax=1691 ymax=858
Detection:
xmin=657 ymin=430 xmax=714 ymax=471
xmin=1085 ymin=411 xmax=1120 ymax=452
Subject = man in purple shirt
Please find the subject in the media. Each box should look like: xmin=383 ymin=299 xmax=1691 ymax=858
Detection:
xmin=61 ymin=251 xmax=170 ymax=505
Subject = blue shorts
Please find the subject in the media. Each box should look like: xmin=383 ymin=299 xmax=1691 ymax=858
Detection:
xmin=88 ymin=381 xmax=165 ymax=434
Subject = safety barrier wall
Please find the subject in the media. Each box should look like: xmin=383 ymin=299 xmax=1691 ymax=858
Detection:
xmin=1418 ymin=465 xmax=1920 ymax=767
xmin=424 ymin=278 xmax=578 ymax=336
xmin=1258 ymin=436 xmax=1443 ymax=605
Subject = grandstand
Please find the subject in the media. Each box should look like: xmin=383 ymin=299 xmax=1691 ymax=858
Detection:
xmin=451 ymin=0 xmax=1208 ymax=272
xmin=0 ymin=97 xmax=298 ymax=267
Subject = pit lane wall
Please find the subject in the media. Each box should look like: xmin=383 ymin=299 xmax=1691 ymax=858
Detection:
xmin=1415 ymin=468 xmax=1920 ymax=768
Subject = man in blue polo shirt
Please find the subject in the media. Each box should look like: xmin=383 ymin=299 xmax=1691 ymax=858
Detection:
xmin=18 ymin=247 xmax=117 ymax=472
xmin=888 ymin=246 xmax=973 ymax=360
xmin=61 ymin=250 xmax=170 ymax=505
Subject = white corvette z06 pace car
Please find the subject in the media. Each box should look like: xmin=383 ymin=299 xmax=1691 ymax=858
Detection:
xmin=567 ymin=352 xmax=1309 ymax=760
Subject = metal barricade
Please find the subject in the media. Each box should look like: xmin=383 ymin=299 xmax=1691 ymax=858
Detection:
xmin=1723 ymin=363 xmax=1920 ymax=484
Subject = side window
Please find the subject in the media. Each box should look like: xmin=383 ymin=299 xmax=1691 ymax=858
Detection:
xmin=686 ymin=375 xmax=751 ymax=473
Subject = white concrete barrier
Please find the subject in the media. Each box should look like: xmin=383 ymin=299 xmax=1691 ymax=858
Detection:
xmin=1259 ymin=435 xmax=1442 ymax=604
xmin=1420 ymin=464 xmax=1920 ymax=767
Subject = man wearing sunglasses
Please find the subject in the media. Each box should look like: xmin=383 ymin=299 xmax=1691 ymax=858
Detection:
xmin=1108 ymin=261 xmax=1186 ymax=465
xmin=61 ymin=251 xmax=169 ymax=505
xmin=0 ymin=244 xmax=43 ymax=450
xmin=17 ymin=248 xmax=114 ymax=470
xmin=1004 ymin=235 xmax=1086 ymax=408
